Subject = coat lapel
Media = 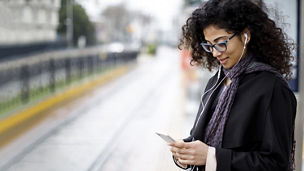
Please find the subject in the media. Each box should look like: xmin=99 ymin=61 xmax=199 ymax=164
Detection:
xmin=191 ymin=72 xmax=225 ymax=141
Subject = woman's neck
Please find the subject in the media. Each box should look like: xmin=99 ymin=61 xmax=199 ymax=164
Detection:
xmin=225 ymin=77 xmax=232 ymax=86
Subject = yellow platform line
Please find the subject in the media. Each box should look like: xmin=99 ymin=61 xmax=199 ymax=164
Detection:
xmin=0 ymin=65 xmax=130 ymax=135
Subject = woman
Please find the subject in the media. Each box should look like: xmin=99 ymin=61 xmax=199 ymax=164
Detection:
xmin=169 ymin=0 xmax=297 ymax=171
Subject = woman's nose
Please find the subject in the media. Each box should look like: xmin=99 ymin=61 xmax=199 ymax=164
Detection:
xmin=212 ymin=48 xmax=222 ymax=57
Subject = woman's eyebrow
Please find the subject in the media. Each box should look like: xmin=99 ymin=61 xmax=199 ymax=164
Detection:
xmin=205 ymin=36 xmax=227 ymax=43
xmin=213 ymin=36 xmax=226 ymax=42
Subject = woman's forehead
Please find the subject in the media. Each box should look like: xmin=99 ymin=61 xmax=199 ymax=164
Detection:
xmin=203 ymin=25 xmax=230 ymax=42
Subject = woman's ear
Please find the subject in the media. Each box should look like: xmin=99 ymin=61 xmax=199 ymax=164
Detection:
xmin=242 ymin=29 xmax=251 ymax=44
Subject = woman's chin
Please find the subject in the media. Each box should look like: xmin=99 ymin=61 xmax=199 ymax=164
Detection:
xmin=221 ymin=64 xmax=233 ymax=69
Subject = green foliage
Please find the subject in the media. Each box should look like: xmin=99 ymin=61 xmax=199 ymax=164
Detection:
xmin=147 ymin=44 xmax=157 ymax=55
xmin=57 ymin=0 xmax=96 ymax=46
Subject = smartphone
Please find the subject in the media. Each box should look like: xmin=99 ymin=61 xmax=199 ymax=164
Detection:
xmin=156 ymin=132 xmax=175 ymax=143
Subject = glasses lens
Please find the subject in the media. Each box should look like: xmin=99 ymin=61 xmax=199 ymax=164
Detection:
xmin=214 ymin=42 xmax=227 ymax=52
xmin=201 ymin=43 xmax=212 ymax=52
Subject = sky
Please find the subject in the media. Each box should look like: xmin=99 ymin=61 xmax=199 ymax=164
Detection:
xmin=76 ymin=0 xmax=183 ymax=30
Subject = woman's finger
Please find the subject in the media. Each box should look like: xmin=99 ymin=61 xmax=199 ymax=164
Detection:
xmin=169 ymin=146 xmax=178 ymax=153
xmin=177 ymin=158 xmax=195 ymax=166
xmin=170 ymin=146 xmax=192 ymax=155
xmin=176 ymin=153 xmax=193 ymax=160
xmin=169 ymin=140 xmax=187 ymax=148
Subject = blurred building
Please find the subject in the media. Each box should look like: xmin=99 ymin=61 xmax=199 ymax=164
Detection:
xmin=0 ymin=0 xmax=61 ymax=45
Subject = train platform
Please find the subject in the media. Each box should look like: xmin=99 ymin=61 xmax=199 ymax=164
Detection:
xmin=0 ymin=46 xmax=207 ymax=171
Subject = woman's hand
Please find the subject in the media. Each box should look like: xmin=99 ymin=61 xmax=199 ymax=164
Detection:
xmin=169 ymin=140 xmax=209 ymax=166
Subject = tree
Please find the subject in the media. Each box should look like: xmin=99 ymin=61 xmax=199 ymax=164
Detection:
xmin=101 ymin=4 xmax=153 ymax=43
xmin=101 ymin=4 xmax=132 ymax=42
xmin=57 ymin=0 xmax=96 ymax=46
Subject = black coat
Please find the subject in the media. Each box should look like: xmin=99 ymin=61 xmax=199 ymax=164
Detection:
xmin=183 ymin=70 xmax=297 ymax=171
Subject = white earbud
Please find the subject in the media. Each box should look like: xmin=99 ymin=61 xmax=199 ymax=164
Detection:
xmin=217 ymin=65 xmax=221 ymax=79
xmin=244 ymin=33 xmax=248 ymax=45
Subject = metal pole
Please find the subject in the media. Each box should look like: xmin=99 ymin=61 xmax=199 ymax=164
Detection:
xmin=66 ymin=0 xmax=73 ymax=47
xmin=65 ymin=58 xmax=71 ymax=84
xmin=21 ymin=65 xmax=29 ymax=103
xmin=295 ymin=0 xmax=303 ymax=170
xmin=49 ymin=59 xmax=55 ymax=92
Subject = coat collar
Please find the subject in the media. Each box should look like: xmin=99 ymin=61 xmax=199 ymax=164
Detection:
xmin=191 ymin=70 xmax=225 ymax=141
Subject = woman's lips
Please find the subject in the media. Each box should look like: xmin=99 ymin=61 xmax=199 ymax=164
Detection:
xmin=218 ymin=57 xmax=229 ymax=64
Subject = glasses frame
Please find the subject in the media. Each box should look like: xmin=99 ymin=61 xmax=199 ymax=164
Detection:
xmin=200 ymin=33 xmax=237 ymax=53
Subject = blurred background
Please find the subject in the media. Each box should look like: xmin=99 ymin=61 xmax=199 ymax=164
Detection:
xmin=0 ymin=0 xmax=303 ymax=170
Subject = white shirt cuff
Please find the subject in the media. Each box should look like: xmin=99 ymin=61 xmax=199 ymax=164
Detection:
xmin=206 ymin=146 xmax=217 ymax=171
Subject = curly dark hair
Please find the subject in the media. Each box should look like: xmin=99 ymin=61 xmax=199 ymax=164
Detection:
xmin=179 ymin=0 xmax=294 ymax=79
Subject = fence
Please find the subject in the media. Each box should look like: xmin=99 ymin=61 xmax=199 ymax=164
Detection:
xmin=0 ymin=41 xmax=67 ymax=62
xmin=0 ymin=46 xmax=139 ymax=118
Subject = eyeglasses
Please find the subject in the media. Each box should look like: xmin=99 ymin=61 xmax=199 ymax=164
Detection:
xmin=200 ymin=33 xmax=236 ymax=53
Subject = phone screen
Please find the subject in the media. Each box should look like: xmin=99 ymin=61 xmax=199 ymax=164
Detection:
xmin=156 ymin=132 xmax=175 ymax=143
